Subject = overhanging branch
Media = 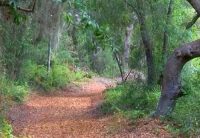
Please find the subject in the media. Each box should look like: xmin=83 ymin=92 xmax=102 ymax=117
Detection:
xmin=154 ymin=39 xmax=200 ymax=116
xmin=185 ymin=0 xmax=200 ymax=29
xmin=186 ymin=14 xmax=200 ymax=29
xmin=187 ymin=0 xmax=200 ymax=15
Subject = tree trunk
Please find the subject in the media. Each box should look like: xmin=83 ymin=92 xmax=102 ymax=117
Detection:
xmin=123 ymin=24 xmax=133 ymax=72
xmin=47 ymin=37 xmax=51 ymax=73
xmin=154 ymin=39 xmax=200 ymax=116
xmin=71 ymin=25 xmax=78 ymax=50
xmin=33 ymin=0 xmax=63 ymax=49
xmin=114 ymin=51 xmax=124 ymax=81
xmin=136 ymin=0 xmax=155 ymax=85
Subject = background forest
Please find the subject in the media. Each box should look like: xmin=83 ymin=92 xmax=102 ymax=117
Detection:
xmin=0 ymin=0 xmax=200 ymax=137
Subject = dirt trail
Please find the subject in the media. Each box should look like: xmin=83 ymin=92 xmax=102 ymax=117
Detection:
xmin=8 ymin=77 xmax=172 ymax=138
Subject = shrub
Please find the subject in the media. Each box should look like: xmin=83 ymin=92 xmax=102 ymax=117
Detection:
xmin=0 ymin=77 xmax=28 ymax=138
xmin=0 ymin=76 xmax=29 ymax=104
xmin=0 ymin=118 xmax=13 ymax=138
xmin=51 ymin=64 xmax=72 ymax=88
xmin=19 ymin=60 xmax=86 ymax=91
xmin=74 ymin=71 xmax=86 ymax=80
xmin=102 ymin=83 xmax=160 ymax=119
xmin=0 ymin=76 xmax=29 ymax=118
xmin=31 ymin=64 xmax=73 ymax=91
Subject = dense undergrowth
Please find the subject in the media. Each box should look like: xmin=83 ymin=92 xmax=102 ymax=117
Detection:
xmin=102 ymin=83 xmax=160 ymax=120
xmin=1 ymin=1 xmax=200 ymax=137
xmin=0 ymin=67 xmax=88 ymax=137
xmin=19 ymin=60 xmax=86 ymax=91
xmin=0 ymin=76 xmax=28 ymax=137
xmin=102 ymin=59 xmax=200 ymax=137
xmin=0 ymin=67 xmax=87 ymax=137
xmin=0 ymin=118 xmax=13 ymax=138
xmin=0 ymin=38 xmax=89 ymax=137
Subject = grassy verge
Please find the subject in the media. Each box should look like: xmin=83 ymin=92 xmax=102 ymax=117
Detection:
xmin=101 ymin=83 xmax=160 ymax=120
xmin=0 ymin=117 xmax=13 ymax=138
xmin=102 ymin=81 xmax=200 ymax=137
xmin=0 ymin=76 xmax=29 ymax=137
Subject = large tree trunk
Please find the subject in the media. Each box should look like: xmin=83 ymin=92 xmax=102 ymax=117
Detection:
xmin=154 ymin=39 xmax=200 ymax=116
xmin=123 ymin=24 xmax=133 ymax=72
xmin=136 ymin=0 xmax=155 ymax=85
xmin=33 ymin=0 xmax=63 ymax=50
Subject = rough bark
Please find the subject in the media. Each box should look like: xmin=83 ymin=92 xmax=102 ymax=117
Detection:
xmin=154 ymin=39 xmax=200 ymax=116
xmin=185 ymin=0 xmax=200 ymax=28
xmin=187 ymin=0 xmax=200 ymax=15
xmin=123 ymin=24 xmax=133 ymax=72
xmin=33 ymin=0 xmax=63 ymax=50
xmin=136 ymin=0 xmax=155 ymax=85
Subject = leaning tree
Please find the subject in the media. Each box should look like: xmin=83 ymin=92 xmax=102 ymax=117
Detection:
xmin=154 ymin=0 xmax=200 ymax=116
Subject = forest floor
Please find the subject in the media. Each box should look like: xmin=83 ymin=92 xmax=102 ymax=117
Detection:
xmin=8 ymin=77 xmax=172 ymax=138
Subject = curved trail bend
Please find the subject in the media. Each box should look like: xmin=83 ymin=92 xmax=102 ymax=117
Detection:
xmin=8 ymin=77 xmax=172 ymax=138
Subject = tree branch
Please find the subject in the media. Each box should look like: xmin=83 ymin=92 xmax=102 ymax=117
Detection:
xmin=186 ymin=14 xmax=200 ymax=29
xmin=154 ymin=39 xmax=200 ymax=116
xmin=123 ymin=69 xmax=133 ymax=82
xmin=187 ymin=0 xmax=200 ymax=15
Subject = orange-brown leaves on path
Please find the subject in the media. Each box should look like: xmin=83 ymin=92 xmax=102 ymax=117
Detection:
xmin=8 ymin=78 xmax=172 ymax=138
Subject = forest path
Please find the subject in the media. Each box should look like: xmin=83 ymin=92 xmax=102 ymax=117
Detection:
xmin=8 ymin=77 xmax=172 ymax=138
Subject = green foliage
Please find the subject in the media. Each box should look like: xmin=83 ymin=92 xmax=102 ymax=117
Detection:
xmin=73 ymin=70 xmax=86 ymax=80
xmin=0 ymin=76 xmax=28 ymax=104
xmin=167 ymin=58 xmax=200 ymax=136
xmin=101 ymin=52 xmax=119 ymax=77
xmin=52 ymin=65 xmax=71 ymax=87
xmin=129 ymin=45 xmax=145 ymax=70
xmin=102 ymin=63 xmax=200 ymax=136
xmin=0 ymin=76 xmax=28 ymax=138
xmin=19 ymin=60 xmax=78 ymax=91
xmin=1 ymin=0 xmax=200 ymax=137
xmin=0 ymin=118 xmax=13 ymax=138
xmin=102 ymin=83 xmax=160 ymax=119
